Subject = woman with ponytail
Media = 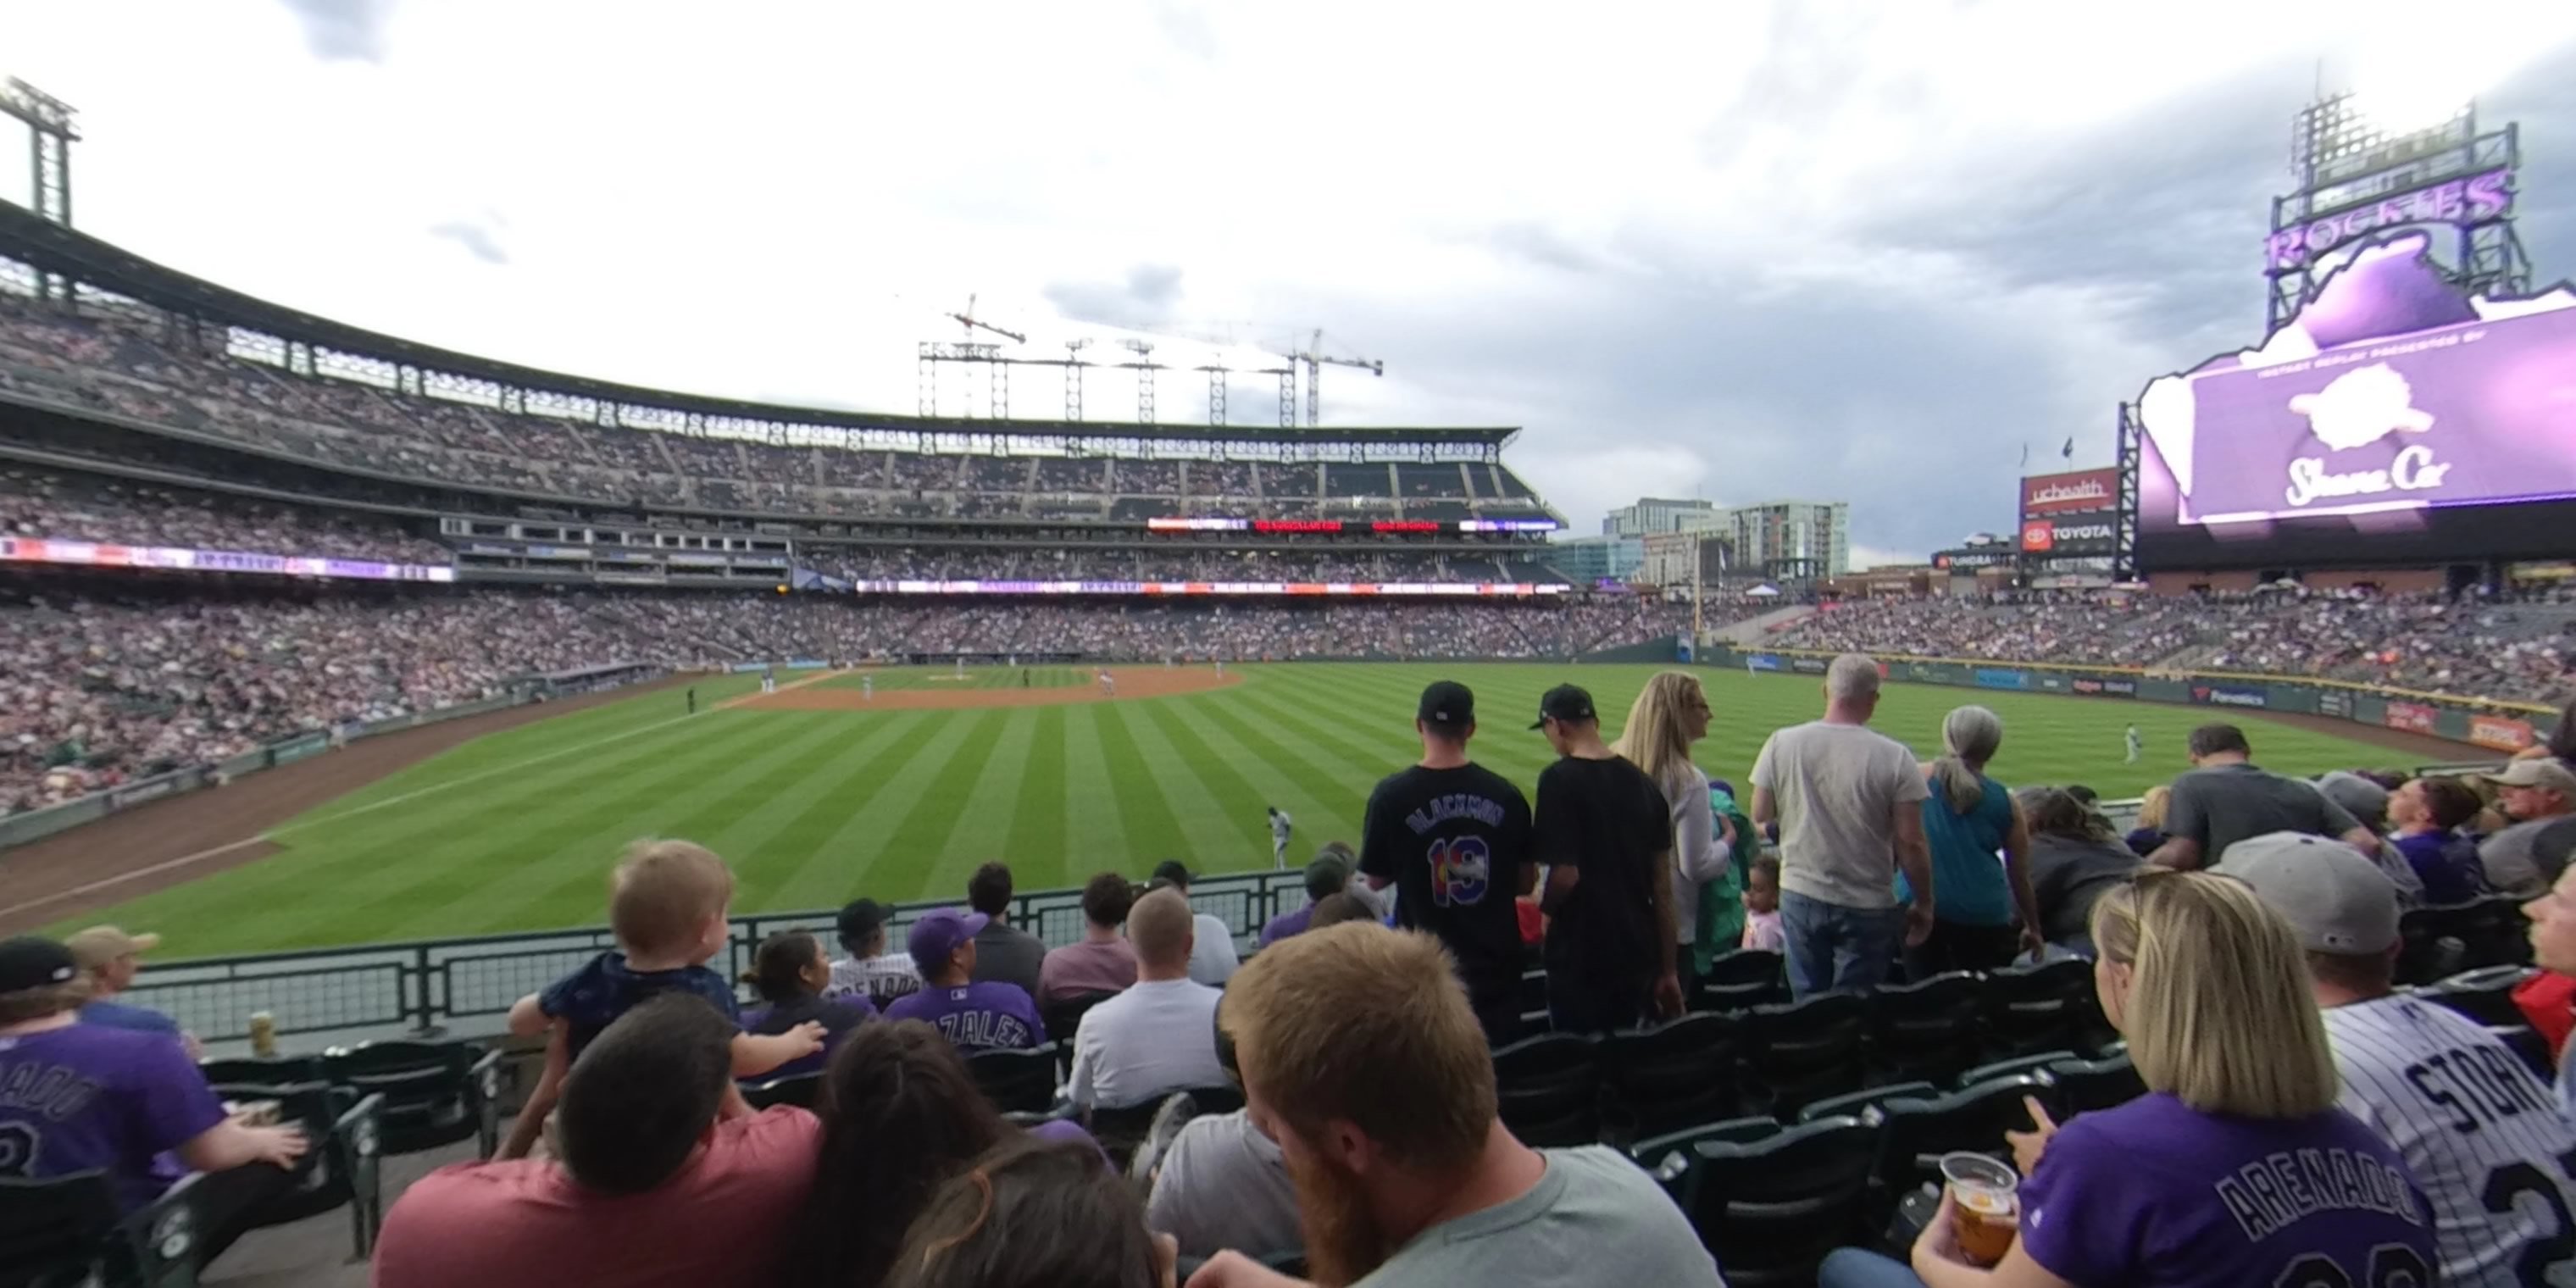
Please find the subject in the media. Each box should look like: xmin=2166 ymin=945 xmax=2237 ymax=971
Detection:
xmin=1611 ymin=671 xmax=1738 ymax=995
xmin=1901 ymin=705 xmax=2041 ymax=977
xmin=741 ymin=930 xmax=876 ymax=1083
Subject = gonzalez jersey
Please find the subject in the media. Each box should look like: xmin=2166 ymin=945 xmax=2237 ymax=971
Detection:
xmin=2323 ymin=994 xmax=2576 ymax=1288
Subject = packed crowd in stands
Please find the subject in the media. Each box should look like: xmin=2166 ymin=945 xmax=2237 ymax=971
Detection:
xmin=0 ymin=467 xmax=448 ymax=566
xmin=813 ymin=547 xmax=1562 ymax=586
xmin=0 ymin=297 xmax=1549 ymax=522
xmin=1770 ymin=590 xmax=2576 ymax=702
xmin=13 ymin=656 xmax=2576 ymax=1288
xmin=0 ymin=588 xmax=1685 ymax=814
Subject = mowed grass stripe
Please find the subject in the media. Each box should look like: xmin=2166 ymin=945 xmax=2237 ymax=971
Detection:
xmin=1170 ymin=696 xmax=1375 ymax=863
xmin=1132 ymin=698 xmax=1278 ymax=869
xmin=928 ymin=709 xmax=1042 ymax=897
xmin=820 ymin=710 xmax=1010 ymax=902
xmin=680 ymin=712 xmax=952 ymax=909
xmin=1089 ymin=702 xmax=1206 ymax=866
xmin=1059 ymin=704 xmax=1143 ymax=880
xmin=758 ymin=712 xmax=963 ymax=908
xmin=1002 ymin=706 xmax=1072 ymax=891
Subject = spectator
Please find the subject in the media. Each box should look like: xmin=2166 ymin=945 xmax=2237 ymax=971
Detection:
xmin=2146 ymin=724 xmax=2376 ymax=871
xmin=2013 ymin=786 xmax=2142 ymax=958
xmin=882 ymin=1137 xmax=1174 ymax=1288
xmin=2477 ymin=758 xmax=2576 ymax=897
xmin=0 ymin=935 xmax=306 ymax=1212
xmin=377 ymin=995 xmax=820 ymax=1288
xmin=1257 ymin=852 xmax=1352 ymax=949
xmin=1039 ymin=872 xmax=1141 ymax=1003
xmin=1532 ymin=682 xmax=1682 ymax=1030
xmin=885 ymin=908 xmax=1047 ymax=1054
xmin=1904 ymin=706 xmax=2041 ymax=975
xmin=1307 ymin=892 xmax=1375 ymax=928
xmin=739 ymin=930 xmax=875 ymax=1083
xmin=1147 ymin=1084 xmax=1300 ymax=1263
xmin=828 ymin=897 xmax=924 ymax=1007
xmin=2527 ymin=863 xmax=2576 ymax=1118
xmin=1067 ymin=888 xmax=1226 ymax=1111
xmin=2124 ymin=785 xmax=2170 ymax=857
xmin=1751 ymin=653 xmax=1934 ymax=997
xmin=1818 ymin=871 xmax=2434 ymax=1287
xmin=500 ymin=841 xmax=819 ymax=1158
xmin=1186 ymin=923 xmax=1722 ymax=1288
xmin=1740 ymin=855 xmax=1785 ymax=951
xmin=2389 ymin=776 xmax=2490 ymax=904
xmin=62 ymin=924 xmax=197 ymax=1055
xmin=1357 ymin=679 xmax=1535 ymax=1044
xmin=1149 ymin=860 xmax=1241 ymax=987
xmin=784 ymin=1020 xmax=1009 ymax=1287
xmin=965 ymin=863 xmax=1049 ymax=999
xmin=2227 ymin=831 xmax=2576 ymax=1288
xmin=1607 ymin=672 xmax=1736 ymax=996
xmin=2316 ymin=770 xmax=2428 ymax=907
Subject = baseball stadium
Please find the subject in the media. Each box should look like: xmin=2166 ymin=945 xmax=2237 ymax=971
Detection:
xmin=3 ymin=26 xmax=2575 ymax=1288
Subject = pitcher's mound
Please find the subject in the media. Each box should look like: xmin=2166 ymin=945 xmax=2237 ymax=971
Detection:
xmin=741 ymin=667 xmax=1242 ymax=711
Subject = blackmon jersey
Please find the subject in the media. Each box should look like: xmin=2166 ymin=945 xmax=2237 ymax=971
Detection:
xmin=2323 ymin=993 xmax=2576 ymax=1287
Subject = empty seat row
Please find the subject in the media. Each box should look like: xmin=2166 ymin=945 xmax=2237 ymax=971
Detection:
xmin=203 ymin=1038 xmax=506 ymax=1159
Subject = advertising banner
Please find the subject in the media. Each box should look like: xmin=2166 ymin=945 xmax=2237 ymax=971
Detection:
xmin=1974 ymin=668 xmax=2029 ymax=691
xmin=2020 ymin=469 xmax=2119 ymax=517
xmin=1746 ymin=654 xmax=1782 ymax=672
xmin=2468 ymin=715 xmax=2537 ymax=752
xmin=841 ymin=580 xmax=1568 ymax=597
xmin=2385 ymin=702 xmax=2440 ymax=734
xmin=2318 ymin=691 xmax=2354 ymax=719
xmin=269 ymin=732 xmax=332 ymax=766
xmin=2072 ymin=677 xmax=2139 ymax=697
xmin=1790 ymin=657 xmax=1829 ymax=674
xmin=0 ymin=538 xmax=457 ymax=583
xmin=2191 ymin=684 xmax=2270 ymax=709
xmin=2018 ymin=517 xmax=2118 ymax=555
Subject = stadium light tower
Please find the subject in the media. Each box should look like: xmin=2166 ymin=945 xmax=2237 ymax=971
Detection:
xmin=0 ymin=77 xmax=78 ymax=302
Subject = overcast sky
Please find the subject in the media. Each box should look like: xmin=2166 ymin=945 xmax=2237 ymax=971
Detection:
xmin=8 ymin=1 xmax=2575 ymax=565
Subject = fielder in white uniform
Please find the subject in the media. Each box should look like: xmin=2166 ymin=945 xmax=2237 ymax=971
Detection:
xmin=863 ymin=674 xmax=874 ymax=701
xmin=2226 ymin=831 xmax=2576 ymax=1288
xmin=1267 ymin=806 xmax=1292 ymax=869
xmin=2124 ymin=724 xmax=2142 ymax=763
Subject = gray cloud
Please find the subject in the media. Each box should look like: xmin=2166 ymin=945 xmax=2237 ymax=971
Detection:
xmin=427 ymin=219 xmax=508 ymax=265
xmin=1042 ymin=264 xmax=1185 ymax=329
xmin=277 ymin=0 xmax=399 ymax=63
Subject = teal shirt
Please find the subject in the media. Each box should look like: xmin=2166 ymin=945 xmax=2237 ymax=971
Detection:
xmin=1901 ymin=771 xmax=2015 ymax=926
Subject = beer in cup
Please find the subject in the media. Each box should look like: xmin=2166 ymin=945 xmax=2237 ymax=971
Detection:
xmin=1940 ymin=1151 xmax=2019 ymax=1268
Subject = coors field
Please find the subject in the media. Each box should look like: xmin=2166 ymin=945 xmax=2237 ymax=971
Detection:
xmin=3 ymin=8 xmax=2574 ymax=1288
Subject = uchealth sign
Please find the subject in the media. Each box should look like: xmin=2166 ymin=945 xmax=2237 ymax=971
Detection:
xmin=2020 ymin=518 xmax=2118 ymax=555
xmin=2021 ymin=469 xmax=2118 ymax=518
xmin=2469 ymin=715 xmax=2537 ymax=752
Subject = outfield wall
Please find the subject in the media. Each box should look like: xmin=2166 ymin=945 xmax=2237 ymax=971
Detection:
xmin=0 ymin=663 xmax=669 ymax=852
xmin=1700 ymin=645 xmax=2559 ymax=753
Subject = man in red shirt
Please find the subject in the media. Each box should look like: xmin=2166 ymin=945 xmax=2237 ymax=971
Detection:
xmin=374 ymin=995 xmax=820 ymax=1288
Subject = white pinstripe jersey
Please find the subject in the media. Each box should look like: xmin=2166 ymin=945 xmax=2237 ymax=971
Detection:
xmin=2324 ymin=994 xmax=2576 ymax=1287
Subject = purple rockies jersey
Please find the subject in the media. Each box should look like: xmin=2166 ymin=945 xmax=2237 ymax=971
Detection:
xmin=885 ymin=982 xmax=1046 ymax=1052
xmin=0 ymin=1023 xmax=225 ymax=1211
xmin=2020 ymin=1091 xmax=2436 ymax=1288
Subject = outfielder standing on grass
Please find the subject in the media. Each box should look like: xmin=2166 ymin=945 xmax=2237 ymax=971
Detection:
xmin=1268 ymin=805 xmax=1293 ymax=869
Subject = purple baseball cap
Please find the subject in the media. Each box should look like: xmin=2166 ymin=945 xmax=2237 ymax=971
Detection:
xmin=907 ymin=908 xmax=990 ymax=973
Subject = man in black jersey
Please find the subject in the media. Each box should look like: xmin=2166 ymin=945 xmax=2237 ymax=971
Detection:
xmin=1358 ymin=680 xmax=1535 ymax=1044
xmin=1530 ymin=683 xmax=1679 ymax=1032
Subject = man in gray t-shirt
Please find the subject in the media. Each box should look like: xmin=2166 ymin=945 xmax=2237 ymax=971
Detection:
xmin=2147 ymin=724 xmax=2375 ymax=871
xmin=1749 ymin=653 xmax=1933 ymax=997
xmin=1146 ymin=1109 xmax=1301 ymax=1261
xmin=2475 ymin=760 xmax=2576 ymax=897
xmin=1185 ymin=923 xmax=1723 ymax=1288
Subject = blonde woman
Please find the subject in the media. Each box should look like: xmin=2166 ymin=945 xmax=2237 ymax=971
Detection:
xmin=1819 ymin=871 xmax=2435 ymax=1288
xmin=1612 ymin=671 xmax=1736 ymax=991
xmin=2124 ymin=784 xmax=2170 ymax=857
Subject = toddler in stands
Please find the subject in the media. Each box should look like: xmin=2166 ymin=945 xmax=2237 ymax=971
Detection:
xmin=1741 ymin=856 xmax=1785 ymax=952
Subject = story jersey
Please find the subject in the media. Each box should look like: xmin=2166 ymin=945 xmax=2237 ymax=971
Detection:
xmin=2323 ymin=993 xmax=2576 ymax=1288
xmin=1358 ymin=762 xmax=1535 ymax=1012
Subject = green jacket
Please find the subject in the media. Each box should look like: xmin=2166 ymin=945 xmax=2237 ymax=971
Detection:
xmin=1694 ymin=787 xmax=1757 ymax=975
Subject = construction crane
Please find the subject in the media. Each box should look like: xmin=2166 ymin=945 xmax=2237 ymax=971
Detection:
xmin=1283 ymin=329 xmax=1384 ymax=426
xmin=947 ymin=293 xmax=1027 ymax=344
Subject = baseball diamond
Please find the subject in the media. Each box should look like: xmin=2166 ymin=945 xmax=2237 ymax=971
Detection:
xmin=25 ymin=661 xmax=2458 ymax=958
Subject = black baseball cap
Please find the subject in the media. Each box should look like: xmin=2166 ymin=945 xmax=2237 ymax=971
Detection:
xmin=0 ymin=935 xmax=79 ymax=994
xmin=1151 ymin=859 xmax=1193 ymax=886
xmin=1418 ymin=680 xmax=1474 ymax=729
xmin=836 ymin=898 xmax=892 ymax=948
xmin=1530 ymin=683 xmax=1596 ymax=729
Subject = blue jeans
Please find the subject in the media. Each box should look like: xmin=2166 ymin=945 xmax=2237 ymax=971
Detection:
xmin=1818 ymin=1249 xmax=1925 ymax=1288
xmin=1779 ymin=891 xmax=1902 ymax=997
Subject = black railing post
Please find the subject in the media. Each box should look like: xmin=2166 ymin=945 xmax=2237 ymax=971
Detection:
xmin=409 ymin=946 xmax=438 ymax=1036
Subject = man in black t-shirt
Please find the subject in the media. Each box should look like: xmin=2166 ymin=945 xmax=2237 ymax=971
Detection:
xmin=1359 ymin=680 xmax=1535 ymax=1044
xmin=1530 ymin=683 xmax=1679 ymax=1033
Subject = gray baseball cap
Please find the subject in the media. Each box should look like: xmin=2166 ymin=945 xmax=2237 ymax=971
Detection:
xmin=2216 ymin=830 xmax=2400 ymax=955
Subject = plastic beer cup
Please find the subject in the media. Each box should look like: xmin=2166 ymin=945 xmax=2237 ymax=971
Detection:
xmin=1940 ymin=1152 xmax=2020 ymax=1267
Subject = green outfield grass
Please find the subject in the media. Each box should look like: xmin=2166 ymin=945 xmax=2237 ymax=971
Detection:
xmin=59 ymin=663 xmax=2437 ymax=957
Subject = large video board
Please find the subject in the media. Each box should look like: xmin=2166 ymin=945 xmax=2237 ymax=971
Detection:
xmin=2135 ymin=231 xmax=2576 ymax=569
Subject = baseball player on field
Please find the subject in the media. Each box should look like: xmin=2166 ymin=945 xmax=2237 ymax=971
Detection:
xmin=863 ymin=674 xmax=874 ymax=702
xmin=1268 ymin=806 xmax=1293 ymax=869
xmin=2229 ymin=831 xmax=2576 ymax=1287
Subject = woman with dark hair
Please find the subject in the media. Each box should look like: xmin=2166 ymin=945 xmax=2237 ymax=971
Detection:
xmin=2014 ymin=787 xmax=2143 ymax=958
xmin=784 ymin=1019 xmax=1009 ymax=1287
xmin=741 ymin=930 xmax=874 ymax=1082
xmin=882 ymin=1137 xmax=1174 ymax=1288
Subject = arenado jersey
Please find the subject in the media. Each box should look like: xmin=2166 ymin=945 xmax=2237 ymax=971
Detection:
xmin=2323 ymin=993 xmax=2576 ymax=1288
